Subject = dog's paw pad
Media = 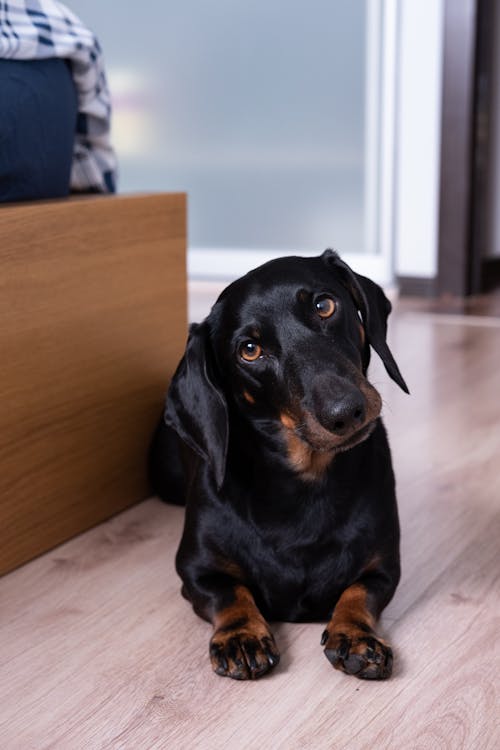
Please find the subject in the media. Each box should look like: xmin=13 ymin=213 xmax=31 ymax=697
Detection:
xmin=323 ymin=630 xmax=393 ymax=680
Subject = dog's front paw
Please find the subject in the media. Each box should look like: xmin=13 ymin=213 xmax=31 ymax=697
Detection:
xmin=321 ymin=627 xmax=393 ymax=680
xmin=209 ymin=627 xmax=280 ymax=680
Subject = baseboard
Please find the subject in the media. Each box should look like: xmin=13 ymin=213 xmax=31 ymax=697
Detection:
xmin=397 ymin=275 xmax=438 ymax=298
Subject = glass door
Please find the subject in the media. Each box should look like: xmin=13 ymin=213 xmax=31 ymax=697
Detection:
xmin=71 ymin=0 xmax=398 ymax=284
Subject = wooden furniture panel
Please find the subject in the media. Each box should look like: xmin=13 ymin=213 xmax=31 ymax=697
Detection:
xmin=0 ymin=193 xmax=187 ymax=574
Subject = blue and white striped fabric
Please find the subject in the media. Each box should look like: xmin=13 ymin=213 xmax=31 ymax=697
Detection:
xmin=0 ymin=0 xmax=117 ymax=193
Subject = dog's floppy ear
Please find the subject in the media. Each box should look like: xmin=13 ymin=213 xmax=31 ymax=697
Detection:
xmin=323 ymin=249 xmax=409 ymax=394
xmin=165 ymin=321 xmax=229 ymax=488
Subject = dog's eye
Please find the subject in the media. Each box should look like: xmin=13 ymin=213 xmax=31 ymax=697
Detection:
xmin=240 ymin=341 xmax=262 ymax=362
xmin=314 ymin=295 xmax=336 ymax=319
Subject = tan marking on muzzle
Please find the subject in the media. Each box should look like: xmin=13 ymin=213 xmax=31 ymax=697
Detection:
xmin=280 ymin=412 xmax=297 ymax=430
xmin=358 ymin=379 xmax=382 ymax=422
xmin=279 ymin=369 xmax=382 ymax=480
xmin=284 ymin=432 xmax=335 ymax=480
xmin=280 ymin=413 xmax=335 ymax=480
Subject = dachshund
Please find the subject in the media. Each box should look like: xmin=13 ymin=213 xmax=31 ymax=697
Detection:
xmin=149 ymin=249 xmax=409 ymax=681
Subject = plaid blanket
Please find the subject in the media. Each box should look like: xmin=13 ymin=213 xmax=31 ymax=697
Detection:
xmin=0 ymin=0 xmax=117 ymax=192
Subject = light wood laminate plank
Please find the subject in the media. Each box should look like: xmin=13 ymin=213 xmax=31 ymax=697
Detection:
xmin=0 ymin=307 xmax=498 ymax=749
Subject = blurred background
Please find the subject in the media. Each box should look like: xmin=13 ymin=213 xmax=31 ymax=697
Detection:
xmin=70 ymin=0 xmax=500 ymax=297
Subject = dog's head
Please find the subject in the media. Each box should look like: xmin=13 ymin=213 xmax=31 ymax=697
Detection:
xmin=165 ymin=250 xmax=408 ymax=488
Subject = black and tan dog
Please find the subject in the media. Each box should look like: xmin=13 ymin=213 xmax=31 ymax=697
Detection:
xmin=149 ymin=250 xmax=408 ymax=681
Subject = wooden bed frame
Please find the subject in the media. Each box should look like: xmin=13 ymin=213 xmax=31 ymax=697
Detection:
xmin=0 ymin=193 xmax=187 ymax=575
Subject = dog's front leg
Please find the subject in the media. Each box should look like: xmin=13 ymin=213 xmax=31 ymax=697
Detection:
xmin=187 ymin=578 xmax=280 ymax=680
xmin=208 ymin=583 xmax=280 ymax=680
xmin=321 ymin=574 xmax=396 ymax=680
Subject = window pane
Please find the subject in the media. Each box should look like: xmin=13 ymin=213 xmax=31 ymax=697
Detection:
xmin=71 ymin=0 xmax=374 ymax=254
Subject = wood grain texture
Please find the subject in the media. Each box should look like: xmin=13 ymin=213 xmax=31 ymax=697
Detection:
xmin=0 ymin=194 xmax=187 ymax=574
xmin=0 ymin=304 xmax=499 ymax=749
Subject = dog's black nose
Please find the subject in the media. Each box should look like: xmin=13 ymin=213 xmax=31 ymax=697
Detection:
xmin=322 ymin=394 xmax=366 ymax=436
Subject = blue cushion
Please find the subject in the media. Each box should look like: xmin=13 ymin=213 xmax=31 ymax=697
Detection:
xmin=0 ymin=58 xmax=77 ymax=202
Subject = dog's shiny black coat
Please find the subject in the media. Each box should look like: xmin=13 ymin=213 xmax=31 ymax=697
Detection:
xmin=150 ymin=250 xmax=408 ymax=674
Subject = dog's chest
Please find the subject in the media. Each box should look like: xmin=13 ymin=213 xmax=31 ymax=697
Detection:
xmin=227 ymin=496 xmax=375 ymax=621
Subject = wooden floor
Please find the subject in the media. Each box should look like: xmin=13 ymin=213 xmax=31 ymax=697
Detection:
xmin=1 ymin=295 xmax=500 ymax=749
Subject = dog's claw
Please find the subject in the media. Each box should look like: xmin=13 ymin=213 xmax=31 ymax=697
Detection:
xmin=210 ymin=630 xmax=280 ymax=680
